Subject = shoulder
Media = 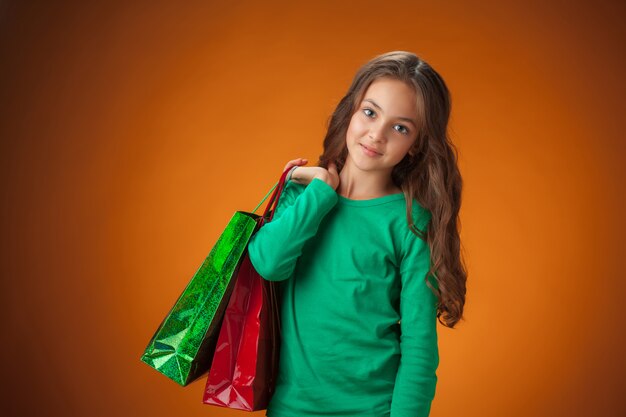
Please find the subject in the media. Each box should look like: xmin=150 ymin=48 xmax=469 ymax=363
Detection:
xmin=399 ymin=200 xmax=438 ymax=292
xmin=278 ymin=179 xmax=306 ymax=201
xmin=398 ymin=199 xmax=432 ymax=260
xmin=393 ymin=197 xmax=432 ymax=239
xmin=275 ymin=179 xmax=330 ymax=210
xmin=410 ymin=198 xmax=432 ymax=235
xmin=281 ymin=178 xmax=338 ymax=201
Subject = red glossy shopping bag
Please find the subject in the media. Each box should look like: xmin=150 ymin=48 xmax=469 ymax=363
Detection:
xmin=202 ymin=167 xmax=289 ymax=411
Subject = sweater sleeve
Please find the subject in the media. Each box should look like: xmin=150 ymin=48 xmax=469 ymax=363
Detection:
xmin=247 ymin=177 xmax=338 ymax=282
xmin=390 ymin=214 xmax=440 ymax=417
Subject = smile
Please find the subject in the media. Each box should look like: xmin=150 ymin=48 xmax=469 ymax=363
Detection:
xmin=359 ymin=143 xmax=382 ymax=157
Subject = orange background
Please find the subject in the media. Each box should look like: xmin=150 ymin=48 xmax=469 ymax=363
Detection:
xmin=1 ymin=1 xmax=625 ymax=416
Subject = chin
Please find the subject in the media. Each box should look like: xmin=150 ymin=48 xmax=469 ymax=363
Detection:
xmin=348 ymin=154 xmax=377 ymax=172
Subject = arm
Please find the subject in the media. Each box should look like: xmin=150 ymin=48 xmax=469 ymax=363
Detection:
xmin=247 ymin=177 xmax=338 ymax=282
xmin=390 ymin=215 xmax=440 ymax=417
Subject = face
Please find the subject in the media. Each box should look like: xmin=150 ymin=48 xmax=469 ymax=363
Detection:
xmin=344 ymin=77 xmax=420 ymax=174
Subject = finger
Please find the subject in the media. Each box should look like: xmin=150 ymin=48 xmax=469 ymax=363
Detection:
xmin=285 ymin=160 xmax=306 ymax=173
xmin=291 ymin=158 xmax=308 ymax=166
xmin=289 ymin=159 xmax=308 ymax=171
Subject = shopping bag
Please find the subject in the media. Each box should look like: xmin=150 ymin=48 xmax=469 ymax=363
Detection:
xmin=140 ymin=170 xmax=286 ymax=387
xmin=202 ymin=167 xmax=291 ymax=410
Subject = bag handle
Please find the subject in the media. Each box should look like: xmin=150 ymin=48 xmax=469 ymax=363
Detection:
xmin=251 ymin=182 xmax=278 ymax=214
xmin=251 ymin=166 xmax=292 ymax=224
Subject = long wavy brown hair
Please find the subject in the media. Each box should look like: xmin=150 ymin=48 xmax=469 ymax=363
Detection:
xmin=316 ymin=51 xmax=467 ymax=328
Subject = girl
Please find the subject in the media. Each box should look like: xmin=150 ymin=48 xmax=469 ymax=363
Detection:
xmin=248 ymin=51 xmax=466 ymax=417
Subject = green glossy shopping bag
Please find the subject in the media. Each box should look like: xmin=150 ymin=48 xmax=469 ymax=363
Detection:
xmin=140 ymin=168 xmax=290 ymax=386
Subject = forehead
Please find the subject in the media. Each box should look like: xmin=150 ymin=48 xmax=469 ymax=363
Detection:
xmin=361 ymin=78 xmax=419 ymax=115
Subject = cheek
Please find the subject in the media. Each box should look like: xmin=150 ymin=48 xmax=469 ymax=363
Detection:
xmin=395 ymin=143 xmax=414 ymax=160
xmin=347 ymin=114 xmax=367 ymax=137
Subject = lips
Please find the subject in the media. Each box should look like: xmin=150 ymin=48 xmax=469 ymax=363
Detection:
xmin=360 ymin=143 xmax=382 ymax=155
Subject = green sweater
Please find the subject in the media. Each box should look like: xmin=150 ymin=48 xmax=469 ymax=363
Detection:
xmin=248 ymin=177 xmax=439 ymax=417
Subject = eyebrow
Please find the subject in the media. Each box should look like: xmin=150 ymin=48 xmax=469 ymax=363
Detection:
xmin=362 ymin=98 xmax=417 ymax=127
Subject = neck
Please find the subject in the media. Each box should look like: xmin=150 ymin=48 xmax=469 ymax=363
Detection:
xmin=337 ymin=158 xmax=398 ymax=199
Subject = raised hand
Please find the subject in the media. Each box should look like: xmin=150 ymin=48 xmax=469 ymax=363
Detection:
xmin=282 ymin=157 xmax=309 ymax=174
xmin=283 ymin=158 xmax=340 ymax=191
xmin=320 ymin=161 xmax=340 ymax=191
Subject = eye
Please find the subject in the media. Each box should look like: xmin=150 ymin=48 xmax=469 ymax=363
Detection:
xmin=362 ymin=107 xmax=410 ymax=135
xmin=362 ymin=108 xmax=375 ymax=118
xmin=394 ymin=125 xmax=410 ymax=135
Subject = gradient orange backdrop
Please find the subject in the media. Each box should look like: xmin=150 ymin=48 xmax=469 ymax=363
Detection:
xmin=1 ymin=1 xmax=624 ymax=416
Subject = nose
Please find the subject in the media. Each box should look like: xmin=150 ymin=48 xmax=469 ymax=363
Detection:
xmin=368 ymin=124 xmax=386 ymax=143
